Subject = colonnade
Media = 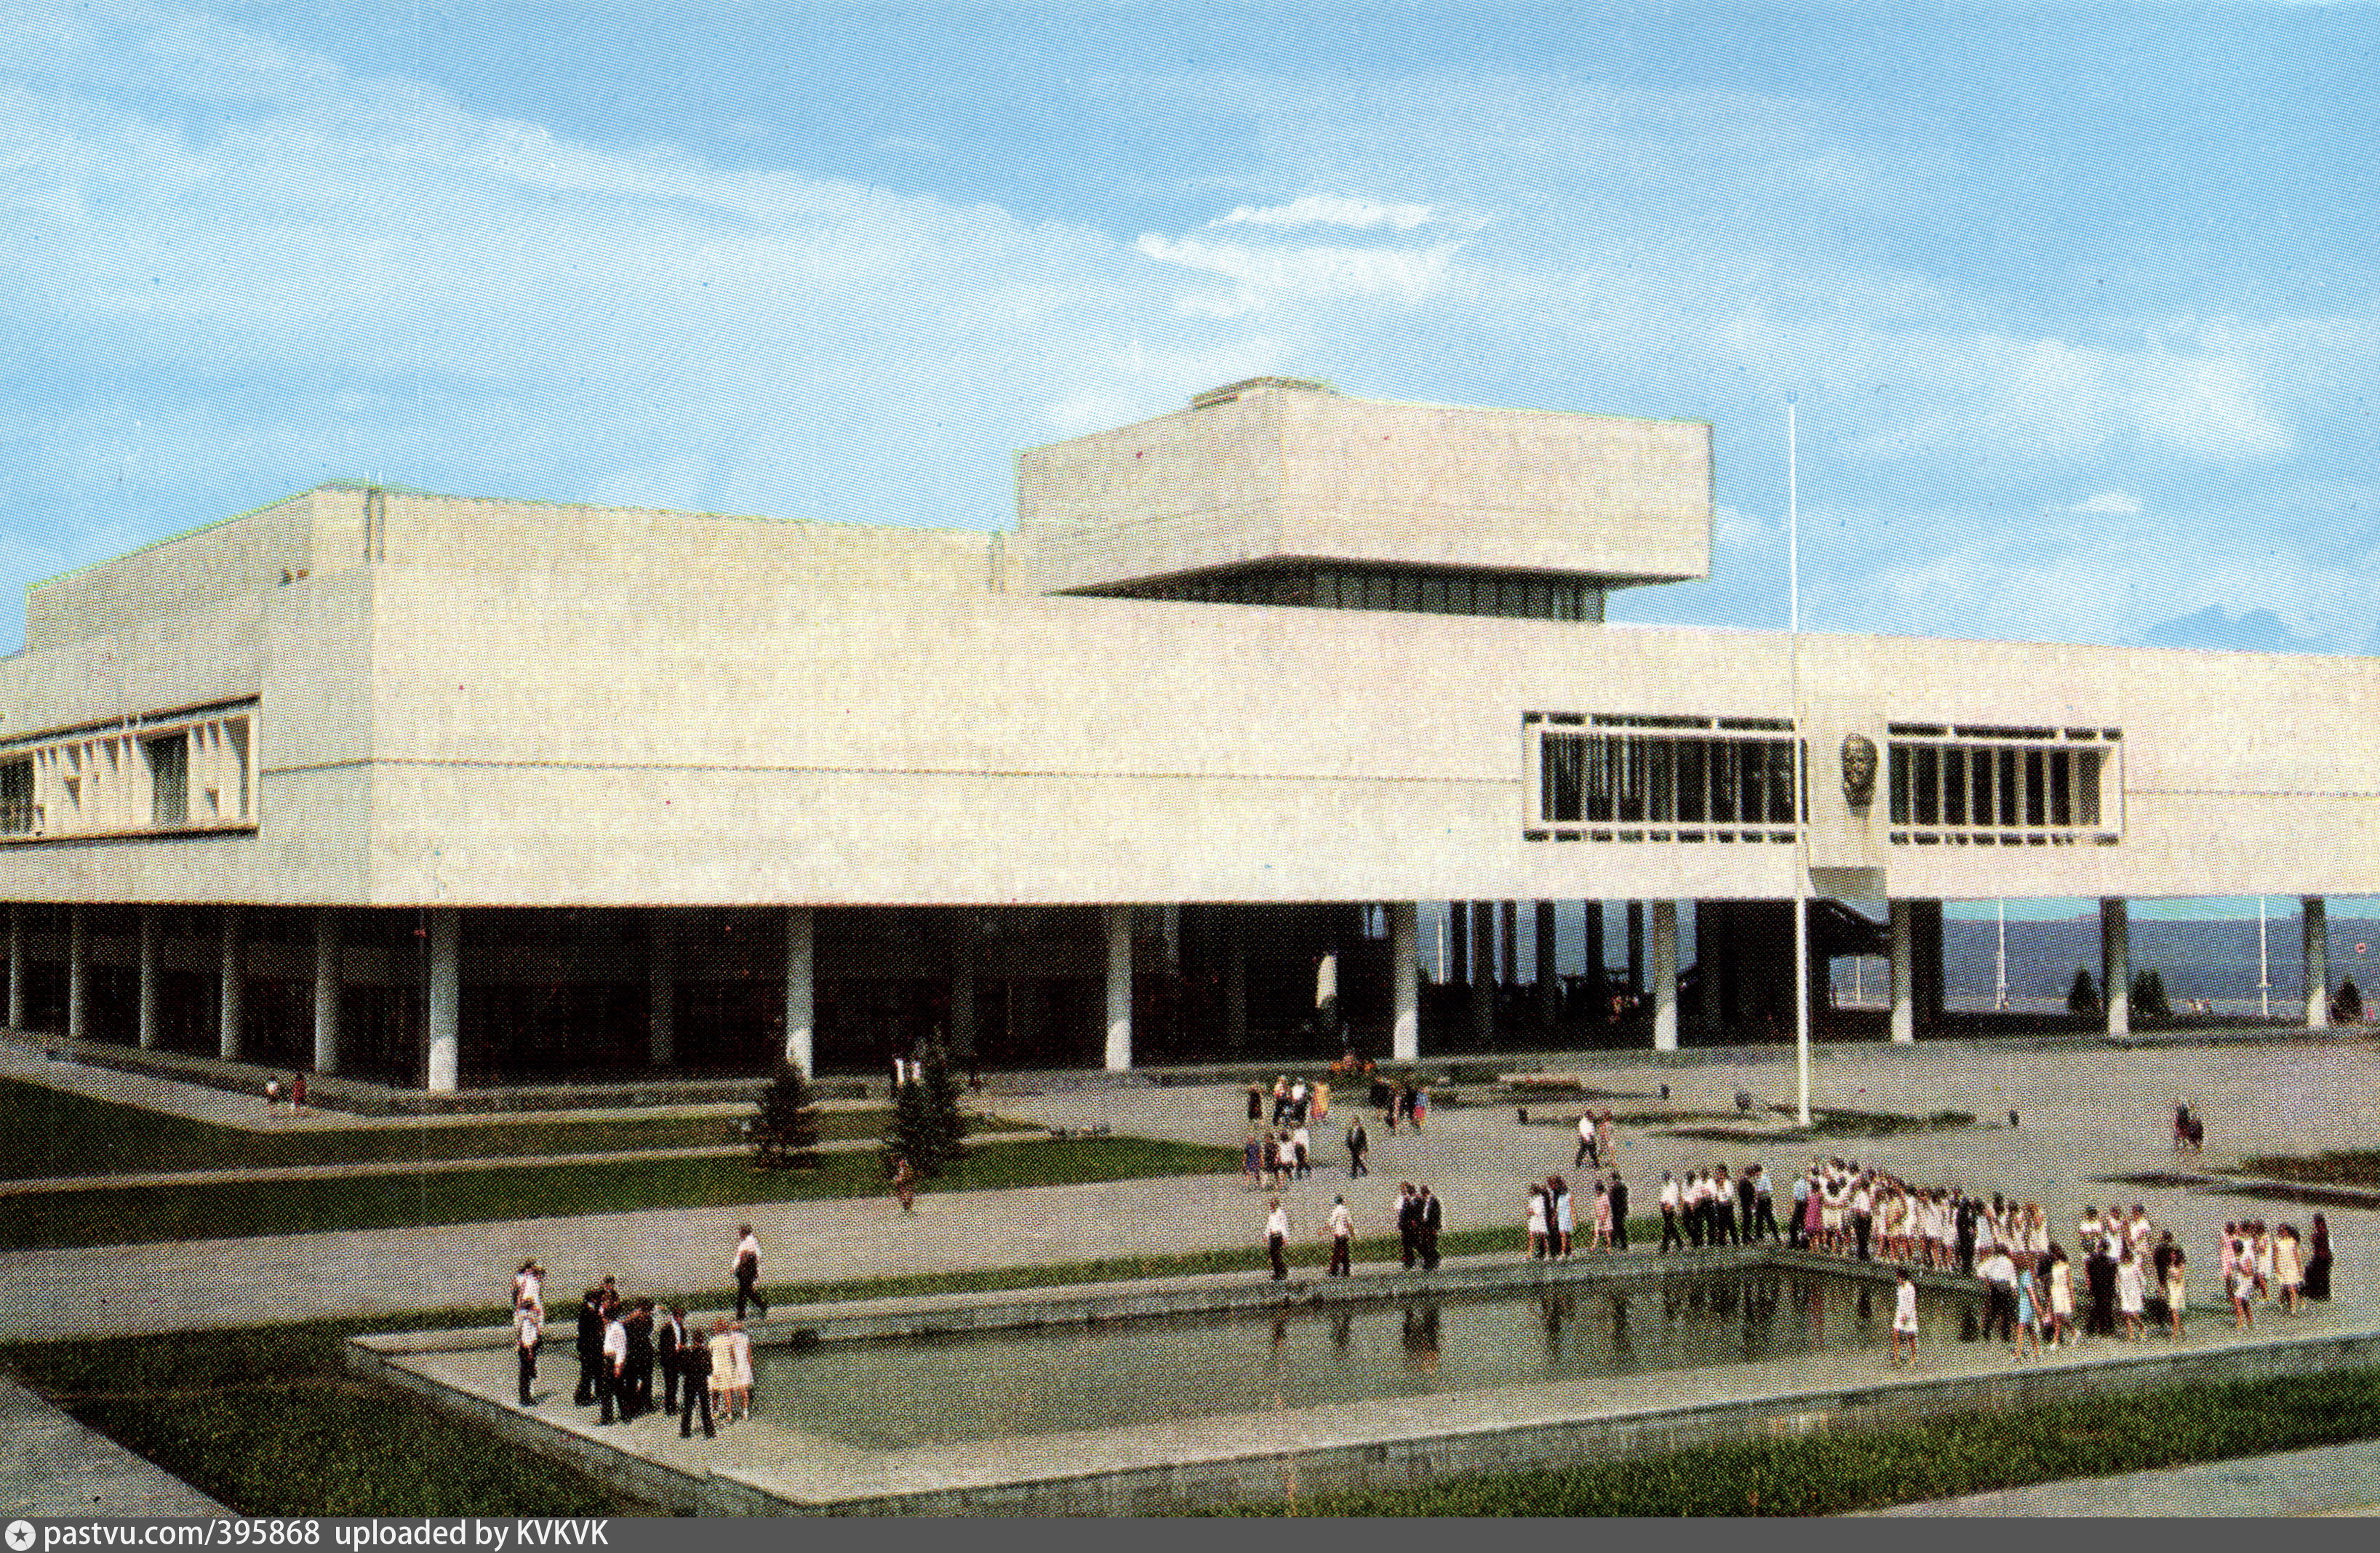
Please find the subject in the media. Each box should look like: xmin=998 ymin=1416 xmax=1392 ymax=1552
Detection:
xmin=0 ymin=894 xmax=2353 ymax=1091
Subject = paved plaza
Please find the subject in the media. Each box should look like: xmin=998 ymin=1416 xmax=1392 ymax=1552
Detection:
xmin=6 ymin=1029 xmax=2380 ymax=1512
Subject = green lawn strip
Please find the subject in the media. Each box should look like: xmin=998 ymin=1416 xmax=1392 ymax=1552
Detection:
xmin=0 ymin=1074 xmax=1029 ymax=1180
xmin=2235 ymin=1150 xmax=2380 ymax=1189
xmin=4 ymin=1317 xmax=654 ymax=1518
xmin=1205 ymin=1365 xmax=2380 ymax=1516
xmin=0 ymin=1137 xmax=1237 ymax=1249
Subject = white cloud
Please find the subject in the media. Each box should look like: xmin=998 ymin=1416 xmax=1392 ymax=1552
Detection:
xmin=2069 ymin=491 xmax=2141 ymax=515
xmin=1133 ymin=233 xmax=1462 ymax=314
xmin=1214 ymin=196 xmax=1446 ymax=231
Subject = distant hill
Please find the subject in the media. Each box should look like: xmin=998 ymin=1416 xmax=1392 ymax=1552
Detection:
xmin=1937 ymin=914 xmax=2380 ymax=1004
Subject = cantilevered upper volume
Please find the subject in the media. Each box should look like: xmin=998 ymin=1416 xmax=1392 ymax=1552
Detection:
xmin=1009 ymin=378 xmax=1712 ymax=609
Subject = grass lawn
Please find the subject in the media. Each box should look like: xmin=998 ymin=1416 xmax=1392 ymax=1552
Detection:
xmin=0 ymin=1136 xmax=1237 ymax=1249
xmin=0 ymin=1074 xmax=1027 ymax=1180
xmin=9 ymin=1233 xmax=2379 ymax=1517
xmin=2234 ymin=1149 xmax=2380 ymax=1189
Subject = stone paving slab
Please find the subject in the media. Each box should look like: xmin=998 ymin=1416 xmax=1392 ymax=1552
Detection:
xmin=0 ymin=1374 xmax=228 ymax=1517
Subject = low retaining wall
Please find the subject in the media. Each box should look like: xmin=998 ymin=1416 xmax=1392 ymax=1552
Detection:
xmin=348 ymin=1251 xmax=2379 ymax=1516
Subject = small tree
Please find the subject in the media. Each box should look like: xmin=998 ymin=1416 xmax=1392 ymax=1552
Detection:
xmin=882 ymin=1040 xmax=968 ymax=1179
xmin=2067 ymin=967 xmax=2101 ymax=1018
xmin=751 ymin=1062 xmax=822 ymax=1170
xmin=2335 ymin=978 xmax=2364 ymax=1024
xmin=2131 ymin=969 xmax=2172 ymax=1020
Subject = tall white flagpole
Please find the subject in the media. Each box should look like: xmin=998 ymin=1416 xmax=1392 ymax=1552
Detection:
xmin=1791 ymin=394 xmax=1810 ymax=1126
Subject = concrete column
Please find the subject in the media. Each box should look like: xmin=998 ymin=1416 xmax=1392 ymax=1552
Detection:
xmin=783 ymin=907 xmax=814 ymax=1077
xmin=313 ymin=906 xmax=343 ymax=1075
xmin=1448 ymin=901 xmax=1470 ymax=986
xmin=1652 ymin=900 xmax=1679 ymax=1053
xmin=2305 ymin=896 xmax=2330 ymax=1029
xmin=1389 ymin=901 xmax=1420 ymax=1062
xmin=218 ymin=906 xmax=244 ymax=1062
xmin=2101 ymin=897 xmax=2131 ymax=1039
xmin=6 ymin=903 xmax=22 ymax=1031
xmin=1584 ymin=901 xmax=1604 ymax=1002
xmin=1224 ymin=911 xmax=1247 ymax=1052
xmin=137 ymin=907 xmax=160 ymax=1052
xmin=1626 ymin=902 xmax=1646 ymax=994
xmin=1888 ymin=900 xmax=1915 ymax=1046
xmin=647 ymin=914 xmax=676 ymax=1069
xmin=1103 ymin=903 xmax=1133 ymax=1072
xmin=1535 ymin=901 xmax=1558 ymax=1028
xmin=65 ymin=904 xmax=86 ymax=1043
xmin=426 ymin=907 xmax=459 ymax=1093
xmin=1499 ymin=901 xmax=1519 ymax=991
xmin=1469 ymin=900 xmax=1495 ymax=1045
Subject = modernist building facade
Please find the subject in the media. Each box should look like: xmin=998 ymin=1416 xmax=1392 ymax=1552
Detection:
xmin=1 ymin=378 xmax=2373 ymax=1089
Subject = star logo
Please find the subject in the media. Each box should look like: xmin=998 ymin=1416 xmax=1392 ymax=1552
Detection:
xmin=6 ymin=1520 xmax=36 ymax=1552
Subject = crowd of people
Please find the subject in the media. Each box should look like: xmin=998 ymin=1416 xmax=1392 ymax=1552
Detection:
xmin=506 ymin=1228 xmax=781 ymax=1438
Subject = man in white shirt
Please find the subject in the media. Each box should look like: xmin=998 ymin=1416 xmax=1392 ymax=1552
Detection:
xmin=598 ymin=1305 xmax=630 ymax=1424
xmin=1327 ymin=1194 xmax=1354 ymax=1277
xmin=1659 ymin=1173 xmax=1682 ymax=1253
xmin=1576 ymin=1112 xmax=1599 ymax=1168
xmin=515 ymin=1301 xmax=542 ymax=1407
xmin=1266 ymin=1197 xmax=1292 ymax=1281
xmin=733 ymin=1225 xmax=768 ymax=1321
xmin=1977 ymin=1245 xmax=2019 ymax=1346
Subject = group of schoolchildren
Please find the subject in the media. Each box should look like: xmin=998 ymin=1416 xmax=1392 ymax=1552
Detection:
xmin=508 ymin=1258 xmax=756 ymax=1439
xmin=1245 ymin=1074 xmax=1331 ymax=1187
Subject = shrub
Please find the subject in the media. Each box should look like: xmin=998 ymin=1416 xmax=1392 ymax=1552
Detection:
xmin=2131 ymin=969 xmax=2171 ymax=1019
xmin=2335 ymin=978 xmax=2364 ymax=1023
xmin=882 ymin=1041 xmax=968 ymax=1179
xmin=750 ymin=1063 xmax=821 ymax=1169
xmin=2066 ymin=967 xmax=2101 ymax=1017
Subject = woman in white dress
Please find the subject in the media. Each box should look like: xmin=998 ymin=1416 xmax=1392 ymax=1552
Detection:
xmin=728 ymin=1320 xmax=755 ymax=1421
xmin=1553 ymin=1176 xmax=1576 ymax=1259
xmin=2045 ymin=1243 xmax=2074 ymax=1347
xmin=2275 ymin=1223 xmax=2304 ymax=1313
xmin=2117 ymin=1250 xmax=2147 ymax=1340
xmin=706 ymin=1319 xmax=736 ymax=1422
xmin=1525 ymin=1184 xmax=1549 ymax=1260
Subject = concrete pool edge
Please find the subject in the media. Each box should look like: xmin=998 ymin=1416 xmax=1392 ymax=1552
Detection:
xmin=348 ymin=1253 xmax=2380 ymax=1515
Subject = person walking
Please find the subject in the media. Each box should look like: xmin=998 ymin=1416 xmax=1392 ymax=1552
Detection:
xmin=1608 ymin=1171 xmax=1630 ymax=1251
xmin=515 ymin=1298 xmax=542 ymax=1406
xmin=1345 ymin=1117 xmax=1370 ymax=1178
xmin=1327 ymin=1194 xmax=1353 ymax=1277
xmin=1576 ymin=1112 xmax=1598 ymax=1169
xmin=706 ymin=1320 xmax=737 ymax=1424
xmin=1266 ymin=1197 xmax=1292 ymax=1281
xmin=890 ymin=1153 xmax=917 ymax=1212
xmin=727 ymin=1320 xmax=754 ymax=1422
xmin=733 ymin=1224 xmax=769 ymax=1322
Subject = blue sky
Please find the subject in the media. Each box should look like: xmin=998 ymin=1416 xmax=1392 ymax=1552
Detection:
xmin=7 ymin=0 xmax=2378 ymax=676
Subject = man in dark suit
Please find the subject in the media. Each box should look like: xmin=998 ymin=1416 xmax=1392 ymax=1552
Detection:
xmin=1397 ymin=1183 xmax=1421 ymax=1269
xmin=677 ymin=1316 xmax=714 ymax=1440
xmin=1418 ymin=1186 xmax=1443 ymax=1269
xmin=623 ymin=1298 xmax=655 ymax=1420
xmin=573 ymin=1288 xmax=604 ymax=1406
xmin=656 ymin=1306 xmax=683 ymax=1417
xmin=1608 ymin=1173 xmax=1631 ymax=1250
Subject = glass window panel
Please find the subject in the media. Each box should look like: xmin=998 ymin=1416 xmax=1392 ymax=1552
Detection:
xmin=1943 ymin=743 xmax=1967 ymax=825
xmin=2050 ymin=748 xmax=2072 ymax=827
xmin=1914 ymin=746 xmax=1938 ymax=826
xmin=1648 ymin=739 xmax=1676 ymax=822
xmin=1544 ymin=734 xmax=1582 ymax=822
xmin=1739 ymin=739 xmax=1767 ymax=823
xmin=1677 ymin=740 xmax=1707 ymax=823
xmin=1501 ymin=578 xmax=1525 ymax=616
xmin=1888 ymin=745 xmax=1909 ymax=824
xmin=1525 ymin=581 xmax=1550 ymax=618
xmin=1585 ymin=735 xmax=1613 ymax=822
xmin=1998 ymin=748 xmax=2019 ymax=826
xmin=1970 ymin=746 xmax=1992 ymax=825
xmin=1314 ymin=570 xmax=1341 ymax=608
xmin=1770 ymin=741 xmax=1798 ymax=823
xmin=2024 ymin=748 xmax=2045 ymax=826
xmin=1419 ymin=575 xmax=1447 ymax=613
xmin=1711 ymin=741 xmax=1738 ymax=822
xmin=1394 ymin=574 xmax=1421 ymax=612
xmin=2077 ymin=749 xmax=2103 ymax=826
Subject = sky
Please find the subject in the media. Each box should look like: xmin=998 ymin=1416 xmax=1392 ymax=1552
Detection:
xmin=6 ymin=1 xmax=2378 ymax=680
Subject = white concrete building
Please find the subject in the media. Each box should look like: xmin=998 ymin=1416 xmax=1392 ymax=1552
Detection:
xmin=1 ymin=378 xmax=2372 ymax=1088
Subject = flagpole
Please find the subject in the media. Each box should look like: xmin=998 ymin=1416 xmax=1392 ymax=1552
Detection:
xmin=1791 ymin=394 xmax=1810 ymax=1127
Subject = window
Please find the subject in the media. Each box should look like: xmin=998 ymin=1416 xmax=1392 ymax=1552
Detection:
xmin=146 ymin=733 xmax=188 ymax=826
xmin=1532 ymin=717 xmax=1803 ymax=841
xmin=0 ymin=760 xmax=28 ymax=835
xmin=1886 ymin=725 xmax=2118 ymax=843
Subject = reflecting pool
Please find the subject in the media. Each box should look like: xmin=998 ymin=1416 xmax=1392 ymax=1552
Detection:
xmin=754 ymin=1269 xmax=1975 ymax=1448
